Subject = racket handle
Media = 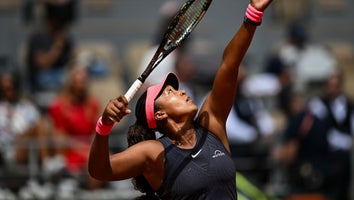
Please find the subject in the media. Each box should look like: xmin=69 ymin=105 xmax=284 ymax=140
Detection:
xmin=124 ymin=79 xmax=144 ymax=102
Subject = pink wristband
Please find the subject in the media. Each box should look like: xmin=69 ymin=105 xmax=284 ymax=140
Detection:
xmin=245 ymin=4 xmax=264 ymax=25
xmin=95 ymin=116 xmax=113 ymax=136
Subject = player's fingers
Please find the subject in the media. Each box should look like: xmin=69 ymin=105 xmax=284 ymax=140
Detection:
xmin=103 ymin=95 xmax=131 ymax=123
xmin=110 ymin=104 xmax=131 ymax=122
xmin=112 ymin=100 xmax=126 ymax=111
xmin=117 ymin=95 xmax=129 ymax=106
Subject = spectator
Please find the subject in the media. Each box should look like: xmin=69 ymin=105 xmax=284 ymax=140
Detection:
xmin=276 ymin=21 xmax=337 ymax=93
xmin=307 ymin=71 xmax=354 ymax=200
xmin=0 ymin=70 xmax=49 ymax=191
xmin=47 ymin=63 xmax=105 ymax=190
xmin=25 ymin=0 xmax=77 ymax=113
xmin=272 ymin=92 xmax=333 ymax=200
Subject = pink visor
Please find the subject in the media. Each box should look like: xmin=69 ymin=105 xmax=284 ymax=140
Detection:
xmin=146 ymin=73 xmax=179 ymax=130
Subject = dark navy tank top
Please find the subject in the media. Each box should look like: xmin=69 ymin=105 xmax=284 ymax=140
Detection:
xmin=157 ymin=123 xmax=237 ymax=199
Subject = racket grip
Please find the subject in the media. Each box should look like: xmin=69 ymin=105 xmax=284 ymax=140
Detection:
xmin=124 ymin=79 xmax=144 ymax=102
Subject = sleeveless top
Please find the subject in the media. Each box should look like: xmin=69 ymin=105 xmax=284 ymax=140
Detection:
xmin=156 ymin=123 xmax=237 ymax=199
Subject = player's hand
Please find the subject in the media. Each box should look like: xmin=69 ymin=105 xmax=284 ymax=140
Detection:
xmin=102 ymin=95 xmax=131 ymax=125
xmin=250 ymin=0 xmax=273 ymax=11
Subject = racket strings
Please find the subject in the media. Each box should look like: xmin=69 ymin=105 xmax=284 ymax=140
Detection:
xmin=167 ymin=0 xmax=209 ymax=44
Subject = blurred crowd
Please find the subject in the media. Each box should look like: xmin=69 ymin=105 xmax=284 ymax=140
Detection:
xmin=0 ymin=0 xmax=353 ymax=200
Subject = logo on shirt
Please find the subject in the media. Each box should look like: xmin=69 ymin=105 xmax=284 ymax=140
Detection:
xmin=191 ymin=149 xmax=202 ymax=158
xmin=212 ymin=150 xmax=225 ymax=158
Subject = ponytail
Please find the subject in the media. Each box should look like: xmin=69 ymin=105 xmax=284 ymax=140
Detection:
xmin=127 ymin=89 xmax=160 ymax=197
xmin=127 ymin=122 xmax=157 ymax=196
xmin=127 ymin=122 xmax=156 ymax=147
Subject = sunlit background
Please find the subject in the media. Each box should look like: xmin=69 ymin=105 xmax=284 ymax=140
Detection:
xmin=0 ymin=0 xmax=353 ymax=199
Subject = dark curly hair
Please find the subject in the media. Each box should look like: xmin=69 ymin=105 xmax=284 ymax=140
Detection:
xmin=127 ymin=91 xmax=159 ymax=198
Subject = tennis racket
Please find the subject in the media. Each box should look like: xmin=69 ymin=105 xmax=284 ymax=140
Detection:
xmin=124 ymin=0 xmax=213 ymax=102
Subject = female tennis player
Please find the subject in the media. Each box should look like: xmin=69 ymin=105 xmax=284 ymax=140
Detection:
xmin=89 ymin=0 xmax=273 ymax=199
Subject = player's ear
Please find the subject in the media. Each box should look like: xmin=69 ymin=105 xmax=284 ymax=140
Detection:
xmin=155 ymin=110 xmax=167 ymax=122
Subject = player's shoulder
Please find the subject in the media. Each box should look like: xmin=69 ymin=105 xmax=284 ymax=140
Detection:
xmin=134 ymin=140 xmax=165 ymax=158
xmin=141 ymin=139 xmax=164 ymax=146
